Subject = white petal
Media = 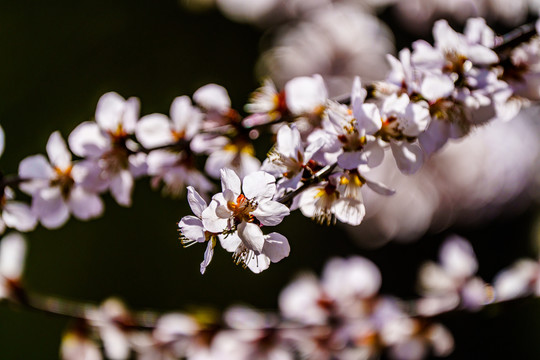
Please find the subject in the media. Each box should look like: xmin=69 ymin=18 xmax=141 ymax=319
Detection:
xmin=68 ymin=122 xmax=109 ymax=158
xmin=262 ymin=232 xmax=290 ymax=263
xmin=246 ymin=254 xmax=271 ymax=274
xmin=420 ymin=74 xmax=454 ymax=101
xmin=46 ymin=131 xmax=72 ymax=170
xmin=135 ymin=114 xmax=174 ymax=148
xmin=322 ymin=256 xmax=381 ymax=299
xmin=493 ymin=260 xmax=538 ymax=301
xmin=355 ymin=103 xmax=382 ymax=135
xmin=0 ymin=232 xmax=26 ymax=280
xmin=390 ymin=141 xmax=424 ymax=175
xmin=276 ymin=125 xmax=301 ymax=159
xmin=237 ymin=222 xmax=265 ymax=254
xmin=96 ymin=92 xmax=139 ymax=133
xmin=418 ymin=262 xmax=457 ymax=294
xmin=3 ymin=202 xmax=37 ymax=232
xmin=440 ymin=236 xmax=478 ymax=279
xmin=33 ymin=188 xmax=70 ymax=229
xmin=333 ymin=198 xmax=365 ymax=226
xmin=200 ymin=239 xmax=215 ymax=274
xmin=68 ymin=186 xmax=104 ymax=220
xmin=193 ymin=84 xmax=231 ymax=112
xmin=219 ymin=233 xmax=242 ymax=252
xmin=187 ymin=186 xmax=207 ymax=218
xmin=220 ymin=168 xmax=242 ymax=196
xmin=170 ymin=96 xmax=202 ymax=139
xmin=427 ymin=324 xmax=454 ymax=357
xmin=179 ymin=216 xmax=206 ymax=243
xmin=110 ymin=170 xmax=134 ymax=207
xmin=242 ymin=171 xmax=276 ymax=200
xmin=19 ymin=154 xmax=54 ymax=181
xmin=0 ymin=125 xmax=4 ymax=158
xmin=202 ymin=199 xmax=229 ymax=233
xmin=252 ymin=200 xmax=289 ymax=226
xmin=285 ymin=75 xmax=327 ymax=115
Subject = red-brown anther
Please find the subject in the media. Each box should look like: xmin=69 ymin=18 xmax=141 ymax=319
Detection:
xmin=227 ymin=194 xmax=257 ymax=223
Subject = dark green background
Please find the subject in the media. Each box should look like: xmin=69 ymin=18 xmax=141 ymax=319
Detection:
xmin=0 ymin=1 xmax=539 ymax=358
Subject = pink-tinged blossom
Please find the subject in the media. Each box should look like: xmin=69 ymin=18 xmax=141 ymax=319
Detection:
xmin=0 ymin=232 xmax=27 ymax=300
xmin=136 ymin=96 xmax=213 ymax=197
xmin=68 ymin=92 xmax=145 ymax=207
xmin=320 ymin=77 xmax=385 ymax=171
xmin=0 ymin=126 xmax=36 ymax=233
xmin=203 ymin=138 xmax=261 ymax=180
xmin=131 ymin=313 xmax=200 ymax=360
xmin=60 ymin=328 xmax=102 ymax=360
xmin=261 ymin=125 xmax=321 ymax=193
xmin=416 ymin=236 xmax=493 ymax=316
xmin=493 ymin=259 xmax=540 ymax=301
xmin=201 ymin=169 xmax=290 ymax=270
xmin=218 ymin=306 xmax=294 ymax=360
xmin=136 ymin=96 xmax=202 ymax=149
xmin=193 ymin=83 xmax=240 ymax=132
xmin=0 ymin=187 xmax=36 ymax=234
xmin=377 ymin=93 xmax=430 ymax=174
xmin=178 ymin=186 xmax=216 ymax=274
xmin=19 ymin=131 xmax=104 ymax=229
xmin=87 ymin=298 xmax=134 ymax=360
xmin=244 ymin=78 xmax=288 ymax=126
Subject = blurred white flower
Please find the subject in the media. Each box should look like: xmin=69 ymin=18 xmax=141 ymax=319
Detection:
xmin=257 ymin=3 xmax=394 ymax=95
xmin=68 ymin=92 xmax=145 ymax=207
xmin=0 ymin=232 xmax=27 ymax=300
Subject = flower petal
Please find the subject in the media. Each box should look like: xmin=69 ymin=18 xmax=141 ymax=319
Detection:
xmin=252 ymin=200 xmax=289 ymax=226
xmin=68 ymin=186 xmax=104 ymax=220
xmin=237 ymin=222 xmax=264 ymax=254
xmin=110 ymin=170 xmax=134 ymax=207
xmin=179 ymin=216 xmax=205 ymax=243
xmin=46 ymin=131 xmax=72 ymax=170
xmin=0 ymin=232 xmax=26 ymax=280
xmin=220 ymin=168 xmax=242 ymax=197
xmin=390 ymin=141 xmax=424 ymax=175
xmin=3 ymin=202 xmax=37 ymax=232
xmin=242 ymin=171 xmax=276 ymax=200
xmin=136 ymin=114 xmax=174 ymax=148
xmin=33 ymin=187 xmax=70 ymax=229
xmin=187 ymin=186 xmax=207 ymax=218
xmin=262 ymin=232 xmax=290 ymax=263
xmin=68 ymin=122 xmax=109 ymax=158
xmin=193 ymin=84 xmax=231 ymax=112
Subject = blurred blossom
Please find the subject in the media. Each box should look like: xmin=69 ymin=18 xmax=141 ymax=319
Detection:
xmin=257 ymin=3 xmax=394 ymax=95
xmin=348 ymin=108 xmax=540 ymax=245
xmin=392 ymin=0 xmax=540 ymax=31
xmin=0 ymin=233 xmax=27 ymax=300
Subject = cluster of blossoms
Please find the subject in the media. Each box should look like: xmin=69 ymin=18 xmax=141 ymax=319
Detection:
xmin=0 ymin=19 xmax=539 ymax=275
xmin=1 ymin=230 xmax=536 ymax=360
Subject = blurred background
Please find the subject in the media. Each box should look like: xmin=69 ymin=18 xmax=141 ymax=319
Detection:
xmin=1 ymin=0 xmax=540 ymax=358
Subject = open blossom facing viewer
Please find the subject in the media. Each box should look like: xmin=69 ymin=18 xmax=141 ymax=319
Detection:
xmin=19 ymin=132 xmax=104 ymax=229
xmin=136 ymin=96 xmax=213 ymax=197
xmin=200 ymin=168 xmax=290 ymax=272
xmin=68 ymin=92 xmax=146 ymax=207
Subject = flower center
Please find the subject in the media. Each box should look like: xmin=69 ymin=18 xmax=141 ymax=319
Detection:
xmin=228 ymin=194 xmax=258 ymax=223
xmin=51 ymin=166 xmax=75 ymax=199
